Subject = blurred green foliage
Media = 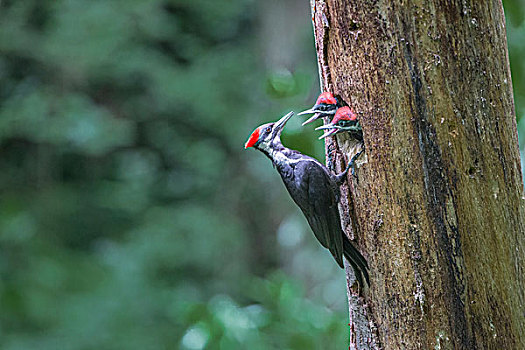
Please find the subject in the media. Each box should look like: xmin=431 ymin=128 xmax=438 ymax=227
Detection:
xmin=0 ymin=0 xmax=524 ymax=349
xmin=0 ymin=0 xmax=345 ymax=349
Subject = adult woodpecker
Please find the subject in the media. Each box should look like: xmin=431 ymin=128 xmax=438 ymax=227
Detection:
xmin=316 ymin=106 xmax=365 ymax=176
xmin=245 ymin=111 xmax=369 ymax=285
xmin=298 ymin=92 xmax=341 ymax=126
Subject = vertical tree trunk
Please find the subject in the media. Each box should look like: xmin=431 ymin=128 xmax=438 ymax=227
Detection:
xmin=310 ymin=1 xmax=525 ymax=349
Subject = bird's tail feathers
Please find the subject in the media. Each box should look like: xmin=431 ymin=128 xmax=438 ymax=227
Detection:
xmin=343 ymin=239 xmax=369 ymax=286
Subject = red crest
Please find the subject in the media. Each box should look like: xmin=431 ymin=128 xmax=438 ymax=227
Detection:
xmin=244 ymin=127 xmax=261 ymax=149
xmin=315 ymin=92 xmax=337 ymax=106
xmin=333 ymin=106 xmax=357 ymax=122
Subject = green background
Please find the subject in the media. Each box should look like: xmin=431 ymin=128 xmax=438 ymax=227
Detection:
xmin=1 ymin=1 xmax=524 ymax=349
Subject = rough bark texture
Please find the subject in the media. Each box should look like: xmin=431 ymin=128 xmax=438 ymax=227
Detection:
xmin=310 ymin=1 xmax=525 ymax=349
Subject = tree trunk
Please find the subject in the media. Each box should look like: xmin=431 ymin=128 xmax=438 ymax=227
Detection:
xmin=309 ymin=1 xmax=525 ymax=349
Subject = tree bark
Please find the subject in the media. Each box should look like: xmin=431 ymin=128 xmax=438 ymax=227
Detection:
xmin=310 ymin=1 xmax=525 ymax=349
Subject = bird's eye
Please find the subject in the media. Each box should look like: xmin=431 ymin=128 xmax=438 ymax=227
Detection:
xmin=338 ymin=121 xmax=346 ymax=126
xmin=265 ymin=127 xmax=272 ymax=133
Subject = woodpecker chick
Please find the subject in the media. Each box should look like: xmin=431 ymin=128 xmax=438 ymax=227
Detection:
xmin=316 ymin=106 xmax=362 ymax=140
xmin=298 ymin=92 xmax=341 ymax=126
xmin=316 ymin=106 xmax=364 ymax=176
xmin=245 ymin=112 xmax=369 ymax=286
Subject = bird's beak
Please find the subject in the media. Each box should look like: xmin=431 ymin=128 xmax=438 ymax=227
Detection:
xmin=315 ymin=123 xmax=335 ymax=131
xmin=274 ymin=111 xmax=294 ymax=134
xmin=315 ymin=123 xmax=338 ymax=139
xmin=301 ymin=113 xmax=321 ymax=126
xmin=297 ymin=107 xmax=318 ymax=116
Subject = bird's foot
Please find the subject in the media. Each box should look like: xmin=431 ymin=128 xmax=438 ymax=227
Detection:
xmin=349 ymin=149 xmax=365 ymax=183
xmin=335 ymin=161 xmax=352 ymax=186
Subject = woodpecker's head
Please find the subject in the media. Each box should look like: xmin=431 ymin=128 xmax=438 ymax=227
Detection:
xmin=316 ymin=106 xmax=360 ymax=139
xmin=298 ymin=92 xmax=339 ymax=125
xmin=245 ymin=111 xmax=294 ymax=152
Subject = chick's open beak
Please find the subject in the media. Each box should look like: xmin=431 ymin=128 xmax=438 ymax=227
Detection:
xmin=315 ymin=123 xmax=338 ymax=139
xmin=298 ymin=105 xmax=324 ymax=126
xmin=297 ymin=107 xmax=318 ymax=116
xmin=301 ymin=113 xmax=321 ymax=126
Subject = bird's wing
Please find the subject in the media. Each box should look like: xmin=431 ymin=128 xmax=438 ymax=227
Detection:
xmin=293 ymin=161 xmax=345 ymax=267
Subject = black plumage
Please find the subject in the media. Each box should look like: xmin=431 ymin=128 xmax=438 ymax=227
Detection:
xmin=274 ymin=149 xmax=369 ymax=285
xmin=245 ymin=112 xmax=369 ymax=285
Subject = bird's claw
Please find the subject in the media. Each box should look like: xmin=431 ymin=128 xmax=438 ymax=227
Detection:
xmin=348 ymin=149 xmax=365 ymax=183
xmin=350 ymin=161 xmax=358 ymax=184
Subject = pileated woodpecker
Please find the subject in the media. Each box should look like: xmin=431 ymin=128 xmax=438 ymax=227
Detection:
xmin=245 ymin=112 xmax=369 ymax=285
xmin=316 ymin=106 xmax=365 ymax=176
xmin=298 ymin=92 xmax=341 ymax=126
